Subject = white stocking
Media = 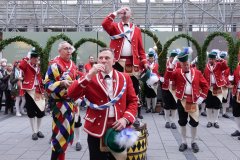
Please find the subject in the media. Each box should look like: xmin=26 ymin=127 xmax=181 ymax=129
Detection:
xmin=213 ymin=109 xmax=220 ymax=123
xmin=164 ymin=109 xmax=171 ymax=122
xmin=29 ymin=118 xmax=36 ymax=134
xmin=146 ymin=98 xmax=152 ymax=110
xmin=15 ymin=96 xmax=21 ymax=114
xmin=180 ymin=126 xmax=187 ymax=144
xmin=191 ymin=127 xmax=197 ymax=144
xmin=206 ymin=108 xmax=213 ymax=123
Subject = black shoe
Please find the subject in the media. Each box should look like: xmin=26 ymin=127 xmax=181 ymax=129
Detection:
xmin=171 ymin=123 xmax=177 ymax=129
xmin=138 ymin=114 xmax=143 ymax=119
xmin=201 ymin=112 xmax=207 ymax=116
xmin=191 ymin=142 xmax=199 ymax=153
xmin=231 ymin=130 xmax=240 ymax=137
xmin=76 ymin=142 xmax=82 ymax=151
xmin=37 ymin=131 xmax=45 ymax=138
xmin=238 ymin=137 xmax=240 ymax=140
xmin=207 ymin=122 xmax=212 ymax=128
xmin=165 ymin=122 xmax=171 ymax=128
xmin=159 ymin=110 xmax=165 ymax=115
xmin=222 ymin=114 xmax=230 ymax=118
xmin=179 ymin=143 xmax=188 ymax=152
xmin=146 ymin=109 xmax=151 ymax=113
xmin=213 ymin=122 xmax=220 ymax=129
xmin=32 ymin=133 xmax=38 ymax=140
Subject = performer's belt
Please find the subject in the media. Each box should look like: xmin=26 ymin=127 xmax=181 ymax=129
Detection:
xmin=120 ymin=56 xmax=133 ymax=60
xmin=183 ymin=94 xmax=193 ymax=103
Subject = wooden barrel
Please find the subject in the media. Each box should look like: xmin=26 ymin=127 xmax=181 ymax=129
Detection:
xmin=127 ymin=123 xmax=148 ymax=160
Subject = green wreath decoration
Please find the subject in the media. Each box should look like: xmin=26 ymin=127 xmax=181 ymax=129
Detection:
xmin=141 ymin=29 xmax=162 ymax=55
xmin=0 ymin=36 xmax=43 ymax=72
xmin=72 ymin=38 xmax=107 ymax=62
xmin=0 ymin=35 xmax=42 ymax=55
xmin=42 ymin=33 xmax=73 ymax=75
xmin=234 ymin=39 xmax=240 ymax=68
xmin=160 ymin=34 xmax=201 ymax=73
xmin=202 ymin=32 xmax=235 ymax=73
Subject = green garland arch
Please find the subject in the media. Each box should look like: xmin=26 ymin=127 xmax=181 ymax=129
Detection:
xmin=160 ymin=34 xmax=202 ymax=73
xmin=0 ymin=35 xmax=42 ymax=57
xmin=234 ymin=39 xmax=240 ymax=67
xmin=72 ymin=38 xmax=107 ymax=63
xmin=202 ymin=32 xmax=235 ymax=73
xmin=141 ymin=29 xmax=162 ymax=55
xmin=42 ymin=33 xmax=73 ymax=75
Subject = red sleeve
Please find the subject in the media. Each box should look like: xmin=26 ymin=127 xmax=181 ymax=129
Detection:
xmin=198 ymin=70 xmax=209 ymax=98
xmin=67 ymin=76 xmax=90 ymax=100
xmin=101 ymin=13 xmax=117 ymax=36
xmin=123 ymin=74 xmax=138 ymax=124
xmin=19 ymin=57 xmax=29 ymax=72
xmin=136 ymin=28 xmax=147 ymax=65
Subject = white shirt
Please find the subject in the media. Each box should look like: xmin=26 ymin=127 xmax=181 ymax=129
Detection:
xmin=121 ymin=22 xmax=132 ymax=56
xmin=184 ymin=71 xmax=192 ymax=95
xmin=101 ymin=71 xmax=115 ymax=117
xmin=210 ymin=66 xmax=216 ymax=84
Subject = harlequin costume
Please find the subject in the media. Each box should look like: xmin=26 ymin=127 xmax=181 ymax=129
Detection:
xmin=44 ymin=56 xmax=78 ymax=160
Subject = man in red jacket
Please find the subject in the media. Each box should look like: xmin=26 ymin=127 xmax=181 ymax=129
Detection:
xmin=102 ymin=6 xmax=147 ymax=119
xmin=19 ymin=48 xmax=45 ymax=141
xmin=84 ymin=55 xmax=95 ymax=73
xmin=204 ymin=50 xmax=229 ymax=129
xmin=166 ymin=48 xmax=209 ymax=153
xmin=160 ymin=49 xmax=180 ymax=129
xmin=67 ymin=48 xmax=138 ymax=160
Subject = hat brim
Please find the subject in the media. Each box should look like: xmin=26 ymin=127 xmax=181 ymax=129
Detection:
xmin=104 ymin=128 xmax=125 ymax=153
xmin=170 ymin=52 xmax=178 ymax=57
xmin=208 ymin=54 xmax=216 ymax=59
xmin=178 ymin=55 xmax=188 ymax=62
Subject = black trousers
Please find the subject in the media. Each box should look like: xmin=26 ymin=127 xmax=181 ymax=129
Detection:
xmin=87 ymin=134 xmax=115 ymax=160
xmin=232 ymin=96 xmax=240 ymax=117
xmin=162 ymin=90 xmax=177 ymax=110
xmin=25 ymin=92 xmax=45 ymax=118
xmin=177 ymin=100 xmax=199 ymax=127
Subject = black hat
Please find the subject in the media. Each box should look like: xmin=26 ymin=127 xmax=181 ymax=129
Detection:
xmin=170 ymin=50 xmax=178 ymax=57
xmin=30 ymin=48 xmax=39 ymax=58
xmin=208 ymin=50 xmax=218 ymax=59
xmin=178 ymin=52 xmax=188 ymax=62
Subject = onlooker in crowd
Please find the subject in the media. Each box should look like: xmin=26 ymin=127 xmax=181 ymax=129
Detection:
xmin=10 ymin=61 xmax=26 ymax=116
xmin=0 ymin=63 xmax=14 ymax=114
xmin=0 ymin=58 xmax=7 ymax=111
xmin=84 ymin=56 xmax=95 ymax=73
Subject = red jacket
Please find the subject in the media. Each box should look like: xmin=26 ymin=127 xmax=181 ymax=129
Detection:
xmin=67 ymin=70 xmax=138 ymax=138
xmin=84 ymin=63 xmax=93 ymax=73
xmin=166 ymin=67 xmax=209 ymax=102
xmin=232 ymin=64 xmax=240 ymax=96
xmin=19 ymin=57 xmax=44 ymax=94
xmin=102 ymin=13 xmax=147 ymax=66
xmin=203 ymin=61 xmax=228 ymax=87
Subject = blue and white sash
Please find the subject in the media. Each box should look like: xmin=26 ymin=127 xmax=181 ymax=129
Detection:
xmin=82 ymin=75 xmax=127 ymax=110
xmin=110 ymin=29 xmax=133 ymax=40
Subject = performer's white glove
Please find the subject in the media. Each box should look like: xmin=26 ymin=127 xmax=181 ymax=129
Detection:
xmin=27 ymin=51 xmax=31 ymax=59
xmin=159 ymin=77 xmax=164 ymax=83
xmin=196 ymin=97 xmax=204 ymax=105
xmin=169 ymin=56 xmax=178 ymax=69
xmin=228 ymin=75 xmax=234 ymax=81
xmin=191 ymin=56 xmax=198 ymax=65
